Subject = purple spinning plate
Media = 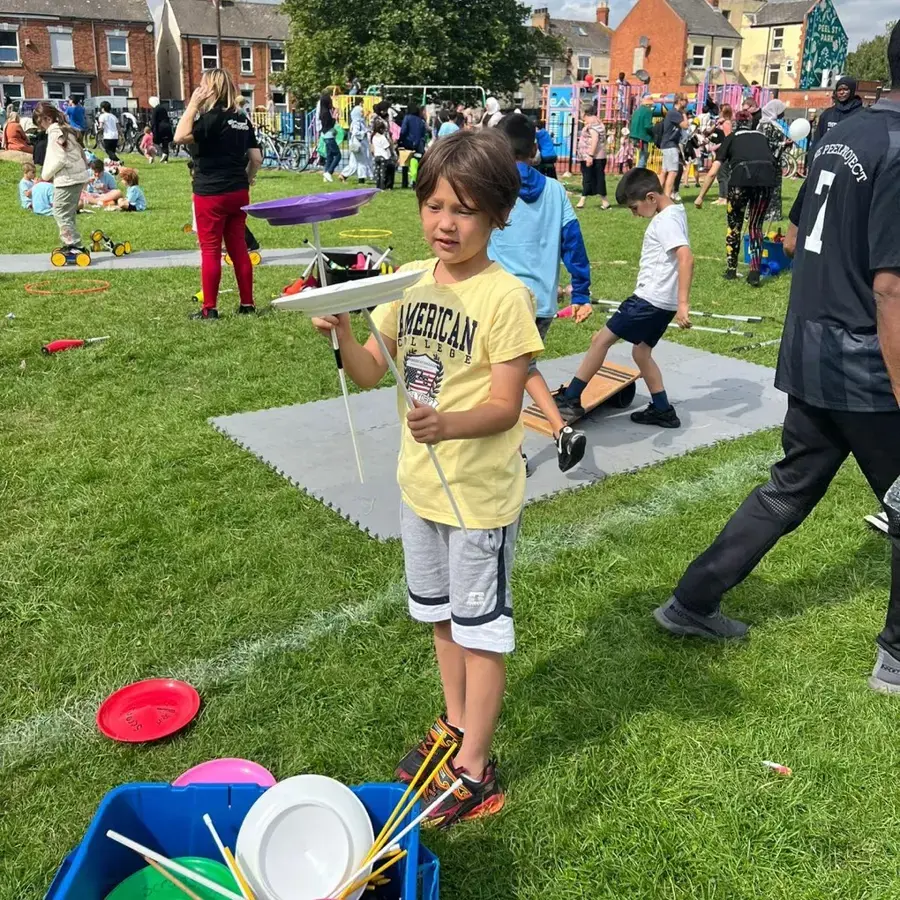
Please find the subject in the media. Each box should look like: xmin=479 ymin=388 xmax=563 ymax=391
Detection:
xmin=244 ymin=189 xmax=378 ymax=226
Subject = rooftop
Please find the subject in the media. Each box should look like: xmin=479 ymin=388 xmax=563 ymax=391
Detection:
xmin=752 ymin=0 xmax=813 ymax=27
xmin=167 ymin=0 xmax=289 ymax=41
xmin=0 ymin=0 xmax=151 ymax=23
xmin=665 ymin=0 xmax=742 ymax=38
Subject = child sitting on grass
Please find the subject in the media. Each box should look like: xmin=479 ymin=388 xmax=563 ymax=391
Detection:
xmin=30 ymin=180 xmax=55 ymax=216
xmin=312 ymin=130 xmax=543 ymax=829
xmin=118 ymin=168 xmax=146 ymax=211
xmin=19 ymin=162 xmax=35 ymax=209
xmin=83 ymin=158 xmax=116 ymax=204
xmin=555 ymin=167 xmax=693 ymax=429
xmin=140 ymin=126 xmax=157 ymax=163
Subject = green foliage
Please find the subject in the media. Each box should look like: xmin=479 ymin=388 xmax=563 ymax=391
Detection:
xmin=280 ymin=0 xmax=561 ymax=102
xmin=845 ymin=21 xmax=896 ymax=84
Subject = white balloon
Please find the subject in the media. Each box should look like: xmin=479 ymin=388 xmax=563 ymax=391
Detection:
xmin=789 ymin=118 xmax=811 ymax=142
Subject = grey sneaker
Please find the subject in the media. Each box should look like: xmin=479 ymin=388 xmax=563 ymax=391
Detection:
xmin=653 ymin=595 xmax=749 ymax=642
xmin=868 ymin=648 xmax=900 ymax=694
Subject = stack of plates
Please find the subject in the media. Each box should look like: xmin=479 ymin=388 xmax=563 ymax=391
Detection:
xmin=235 ymin=775 xmax=374 ymax=900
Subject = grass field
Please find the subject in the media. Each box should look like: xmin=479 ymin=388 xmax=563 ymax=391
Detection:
xmin=2 ymin=154 xmax=899 ymax=900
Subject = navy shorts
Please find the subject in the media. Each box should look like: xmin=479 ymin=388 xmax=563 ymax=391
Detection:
xmin=606 ymin=295 xmax=674 ymax=348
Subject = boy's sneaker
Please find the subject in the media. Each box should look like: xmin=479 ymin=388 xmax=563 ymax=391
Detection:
xmin=189 ymin=308 xmax=219 ymax=320
xmin=723 ymin=269 xmax=738 ymax=281
xmin=395 ymin=714 xmax=463 ymax=785
xmin=554 ymin=389 xmax=585 ymax=424
xmin=630 ymin=403 xmax=681 ymax=429
xmin=423 ymin=758 xmax=505 ymax=830
xmin=556 ymin=426 xmax=586 ymax=472
xmin=868 ymin=648 xmax=900 ymax=694
xmin=747 ymin=270 xmax=761 ymax=288
xmin=653 ymin=595 xmax=749 ymax=642
xmin=236 ymin=304 xmax=257 ymax=315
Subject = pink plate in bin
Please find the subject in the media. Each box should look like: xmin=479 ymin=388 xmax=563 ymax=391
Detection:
xmin=173 ymin=757 xmax=277 ymax=788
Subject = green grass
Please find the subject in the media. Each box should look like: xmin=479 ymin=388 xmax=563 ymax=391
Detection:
xmin=3 ymin=155 xmax=898 ymax=900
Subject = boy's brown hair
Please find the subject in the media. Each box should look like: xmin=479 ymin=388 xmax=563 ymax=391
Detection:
xmin=120 ymin=167 xmax=139 ymax=186
xmin=22 ymin=162 xmax=35 ymax=178
xmin=415 ymin=130 xmax=519 ymax=230
xmin=90 ymin=158 xmax=105 ymax=174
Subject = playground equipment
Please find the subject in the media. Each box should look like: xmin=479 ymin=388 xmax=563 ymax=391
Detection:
xmin=50 ymin=246 xmax=91 ymax=268
xmin=90 ymin=230 xmax=132 ymax=257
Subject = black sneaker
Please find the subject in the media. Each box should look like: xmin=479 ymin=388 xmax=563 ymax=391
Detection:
xmin=395 ymin=714 xmax=462 ymax=785
xmin=868 ymin=648 xmax=900 ymax=694
xmin=630 ymin=403 xmax=681 ymax=429
xmin=747 ymin=270 xmax=761 ymax=288
xmin=653 ymin=595 xmax=749 ymax=642
xmin=189 ymin=308 xmax=219 ymax=320
xmin=423 ymin=758 xmax=505 ymax=830
xmin=723 ymin=269 xmax=738 ymax=281
xmin=236 ymin=304 xmax=257 ymax=315
xmin=556 ymin=426 xmax=586 ymax=472
xmin=554 ymin=389 xmax=585 ymax=424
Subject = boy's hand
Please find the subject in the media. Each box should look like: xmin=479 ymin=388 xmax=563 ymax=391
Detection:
xmin=311 ymin=312 xmax=351 ymax=340
xmin=407 ymin=400 xmax=446 ymax=444
xmin=573 ymin=303 xmax=593 ymax=323
xmin=675 ymin=306 xmax=692 ymax=329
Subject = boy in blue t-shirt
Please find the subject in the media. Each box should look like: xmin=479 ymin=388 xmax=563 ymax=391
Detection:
xmin=489 ymin=113 xmax=591 ymax=472
xmin=31 ymin=181 xmax=55 ymax=216
xmin=19 ymin=162 xmax=35 ymax=209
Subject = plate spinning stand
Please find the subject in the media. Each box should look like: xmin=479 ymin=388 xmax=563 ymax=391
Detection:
xmin=247 ymin=192 xmax=467 ymax=533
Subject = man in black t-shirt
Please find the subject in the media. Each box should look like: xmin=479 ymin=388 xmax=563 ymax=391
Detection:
xmin=654 ymin=22 xmax=900 ymax=695
xmin=660 ymin=94 xmax=688 ymax=199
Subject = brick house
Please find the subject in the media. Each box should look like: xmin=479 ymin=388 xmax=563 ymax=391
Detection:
xmin=156 ymin=0 xmax=289 ymax=111
xmin=520 ymin=3 xmax=612 ymax=108
xmin=609 ymin=0 xmax=743 ymax=94
xmin=0 ymin=0 xmax=157 ymax=108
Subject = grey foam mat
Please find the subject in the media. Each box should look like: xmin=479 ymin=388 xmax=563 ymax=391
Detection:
xmin=211 ymin=341 xmax=786 ymax=540
xmin=2 ymin=246 xmax=378 ymax=274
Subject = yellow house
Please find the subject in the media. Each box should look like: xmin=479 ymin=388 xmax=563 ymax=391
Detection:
xmin=739 ymin=0 xmax=807 ymax=89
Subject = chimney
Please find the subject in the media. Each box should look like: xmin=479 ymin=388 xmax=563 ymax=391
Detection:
xmin=531 ymin=7 xmax=550 ymax=32
xmin=596 ymin=1 xmax=610 ymax=26
xmin=708 ymin=0 xmax=720 ymax=7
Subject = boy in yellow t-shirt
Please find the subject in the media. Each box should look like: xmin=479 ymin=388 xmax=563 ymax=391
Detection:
xmin=312 ymin=130 xmax=543 ymax=828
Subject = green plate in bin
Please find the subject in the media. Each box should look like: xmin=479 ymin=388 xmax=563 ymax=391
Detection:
xmin=105 ymin=856 xmax=239 ymax=899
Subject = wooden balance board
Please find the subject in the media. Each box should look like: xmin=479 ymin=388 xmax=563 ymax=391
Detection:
xmin=523 ymin=362 xmax=640 ymax=437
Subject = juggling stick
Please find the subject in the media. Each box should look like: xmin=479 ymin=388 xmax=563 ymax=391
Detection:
xmin=593 ymin=299 xmax=761 ymax=323
xmin=311 ymin=221 xmax=365 ymax=484
xmin=604 ymin=311 xmax=752 ymax=339
xmin=362 ymin=308 xmax=468 ymax=534
xmin=371 ymin=246 xmax=393 ymax=270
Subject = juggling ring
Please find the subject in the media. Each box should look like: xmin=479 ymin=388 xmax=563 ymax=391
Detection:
xmin=338 ymin=228 xmax=394 ymax=240
xmin=25 ymin=279 xmax=111 ymax=296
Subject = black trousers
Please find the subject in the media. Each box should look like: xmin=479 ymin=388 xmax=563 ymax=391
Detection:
xmin=675 ymin=395 xmax=900 ymax=654
xmin=102 ymin=138 xmax=120 ymax=162
xmin=374 ymin=157 xmax=395 ymax=190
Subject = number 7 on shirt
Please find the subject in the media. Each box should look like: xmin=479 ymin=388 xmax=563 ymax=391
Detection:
xmin=805 ymin=169 xmax=836 ymax=255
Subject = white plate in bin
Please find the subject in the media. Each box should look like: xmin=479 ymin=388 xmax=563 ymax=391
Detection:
xmin=235 ymin=774 xmax=374 ymax=900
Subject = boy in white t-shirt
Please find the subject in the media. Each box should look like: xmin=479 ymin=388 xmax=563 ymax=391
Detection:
xmin=556 ymin=168 xmax=693 ymax=429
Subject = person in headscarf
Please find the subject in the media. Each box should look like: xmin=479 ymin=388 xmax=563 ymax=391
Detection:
xmin=758 ymin=99 xmax=790 ymax=221
xmin=813 ymin=76 xmax=863 ymax=146
xmin=339 ymin=96 xmax=372 ymax=183
xmin=481 ymin=97 xmax=502 ymax=128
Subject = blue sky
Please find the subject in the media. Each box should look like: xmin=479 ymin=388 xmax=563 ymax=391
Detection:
xmin=547 ymin=0 xmax=893 ymax=50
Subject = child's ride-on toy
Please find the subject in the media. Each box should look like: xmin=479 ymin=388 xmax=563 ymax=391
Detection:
xmin=224 ymin=249 xmax=262 ymax=267
xmin=91 ymin=230 xmax=132 ymax=258
xmin=50 ymin=246 xmax=91 ymax=268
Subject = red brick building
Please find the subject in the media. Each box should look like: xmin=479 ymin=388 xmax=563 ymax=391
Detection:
xmin=0 ymin=0 xmax=157 ymax=108
xmin=157 ymin=0 xmax=289 ymax=111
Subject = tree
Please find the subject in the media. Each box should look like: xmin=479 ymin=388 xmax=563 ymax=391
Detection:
xmin=845 ymin=21 xmax=895 ymax=84
xmin=281 ymin=0 xmax=561 ymax=102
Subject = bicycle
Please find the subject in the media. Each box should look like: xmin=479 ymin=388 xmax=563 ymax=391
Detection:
xmin=258 ymin=127 xmax=313 ymax=171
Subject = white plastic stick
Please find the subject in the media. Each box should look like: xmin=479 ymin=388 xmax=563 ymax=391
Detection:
xmin=603 ymin=311 xmax=751 ymax=338
xmin=106 ymin=831 xmax=243 ymax=900
xmin=362 ymin=309 xmax=467 ymax=534
xmin=593 ymin=298 xmax=761 ymax=323
xmin=312 ymin=221 xmax=365 ymax=484
xmin=371 ymin=246 xmax=393 ymax=270
xmin=202 ymin=814 xmax=251 ymax=900
xmin=329 ymin=777 xmax=463 ymax=899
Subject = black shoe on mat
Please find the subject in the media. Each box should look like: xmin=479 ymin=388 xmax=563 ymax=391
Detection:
xmin=395 ymin=714 xmax=463 ymax=785
xmin=236 ymin=304 xmax=257 ymax=315
xmin=554 ymin=389 xmax=585 ymax=424
xmin=423 ymin=758 xmax=505 ymax=830
xmin=189 ymin=308 xmax=219 ymax=320
xmin=653 ymin=596 xmax=749 ymax=642
xmin=630 ymin=403 xmax=681 ymax=429
xmin=556 ymin=426 xmax=586 ymax=472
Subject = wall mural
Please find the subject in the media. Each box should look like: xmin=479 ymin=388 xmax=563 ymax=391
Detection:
xmin=801 ymin=0 xmax=849 ymax=89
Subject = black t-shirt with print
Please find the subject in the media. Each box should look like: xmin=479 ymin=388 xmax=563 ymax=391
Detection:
xmin=191 ymin=107 xmax=260 ymax=196
xmin=715 ymin=130 xmax=777 ymax=188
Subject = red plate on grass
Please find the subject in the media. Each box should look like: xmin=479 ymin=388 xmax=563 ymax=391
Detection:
xmin=97 ymin=678 xmax=201 ymax=743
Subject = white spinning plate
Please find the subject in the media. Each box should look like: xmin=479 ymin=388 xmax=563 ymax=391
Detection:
xmin=272 ymin=269 xmax=424 ymax=316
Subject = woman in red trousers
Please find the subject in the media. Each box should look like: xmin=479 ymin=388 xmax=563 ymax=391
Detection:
xmin=174 ymin=69 xmax=262 ymax=319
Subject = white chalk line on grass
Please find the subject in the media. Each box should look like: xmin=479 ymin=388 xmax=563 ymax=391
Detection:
xmin=0 ymin=451 xmax=775 ymax=769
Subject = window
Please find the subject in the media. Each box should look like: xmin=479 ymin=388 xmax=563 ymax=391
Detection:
xmin=1 ymin=82 xmax=23 ymax=106
xmin=44 ymin=79 xmax=89 ymax=100
xmin=577 ymin=26 xmax=587 ymax=36
xmin=269 ymin=45 xmax=285 ymax=73
xmin=240 ymin=45 xmax=252 ymax=74
xmin=767 ymin=64 xmax=780 ymax=86
xmin=539 ymin=65 xmax=552 ymax=85
xmin=107 ymin=35 xmax=129 ymax=69
xmin=111 ymin=86 xmax=130 ymax=97
xmin=271 ymin=90 xmax=286 ymax=111
xmin=576 ymin=55 xmax=590 ymax=81
xmin=772 ymin=27 xmax=784 ymax=50
xmin=720 ymin=47 xmax=734 ymax=71
xmin=632 ymin=46 xmax=645 ymax=72
xmin=785 ymin=58 xmax=795 ymax=75
xmin=45 ymin=81 xmax=66 ymax=99
xmin=201 ymin=42 xmax=218 ymax=70
xmin=49 ymin=31 xmax=74 ymax=69
xmin=240 ymin=87 xmax=254 ymax=107
xmin=691 ymin=44 xmax=706 ymax=69
xmin=0 ymin=30 xmax=20 ymax=64
xmin=69 ymin=82 xmax=87 ymax=102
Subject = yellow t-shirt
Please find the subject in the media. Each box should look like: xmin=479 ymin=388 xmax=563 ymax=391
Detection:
xmin=370 ymin=259 xmax=544 ymax=529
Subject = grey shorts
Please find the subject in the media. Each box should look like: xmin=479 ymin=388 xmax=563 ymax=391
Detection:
xmin=529 ymin=315 xmax=555 ymax=375
xmin=401 ymin=504 xmax=520 ymax=654
xmin=662 ymin=147 xmax=681 ymax=173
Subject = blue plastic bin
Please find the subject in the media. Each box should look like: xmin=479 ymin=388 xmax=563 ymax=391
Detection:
xmin=743 ymin=235 xmax=793 ymax=276
xmin=45 ymin=782 xmax=439 ymax=900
